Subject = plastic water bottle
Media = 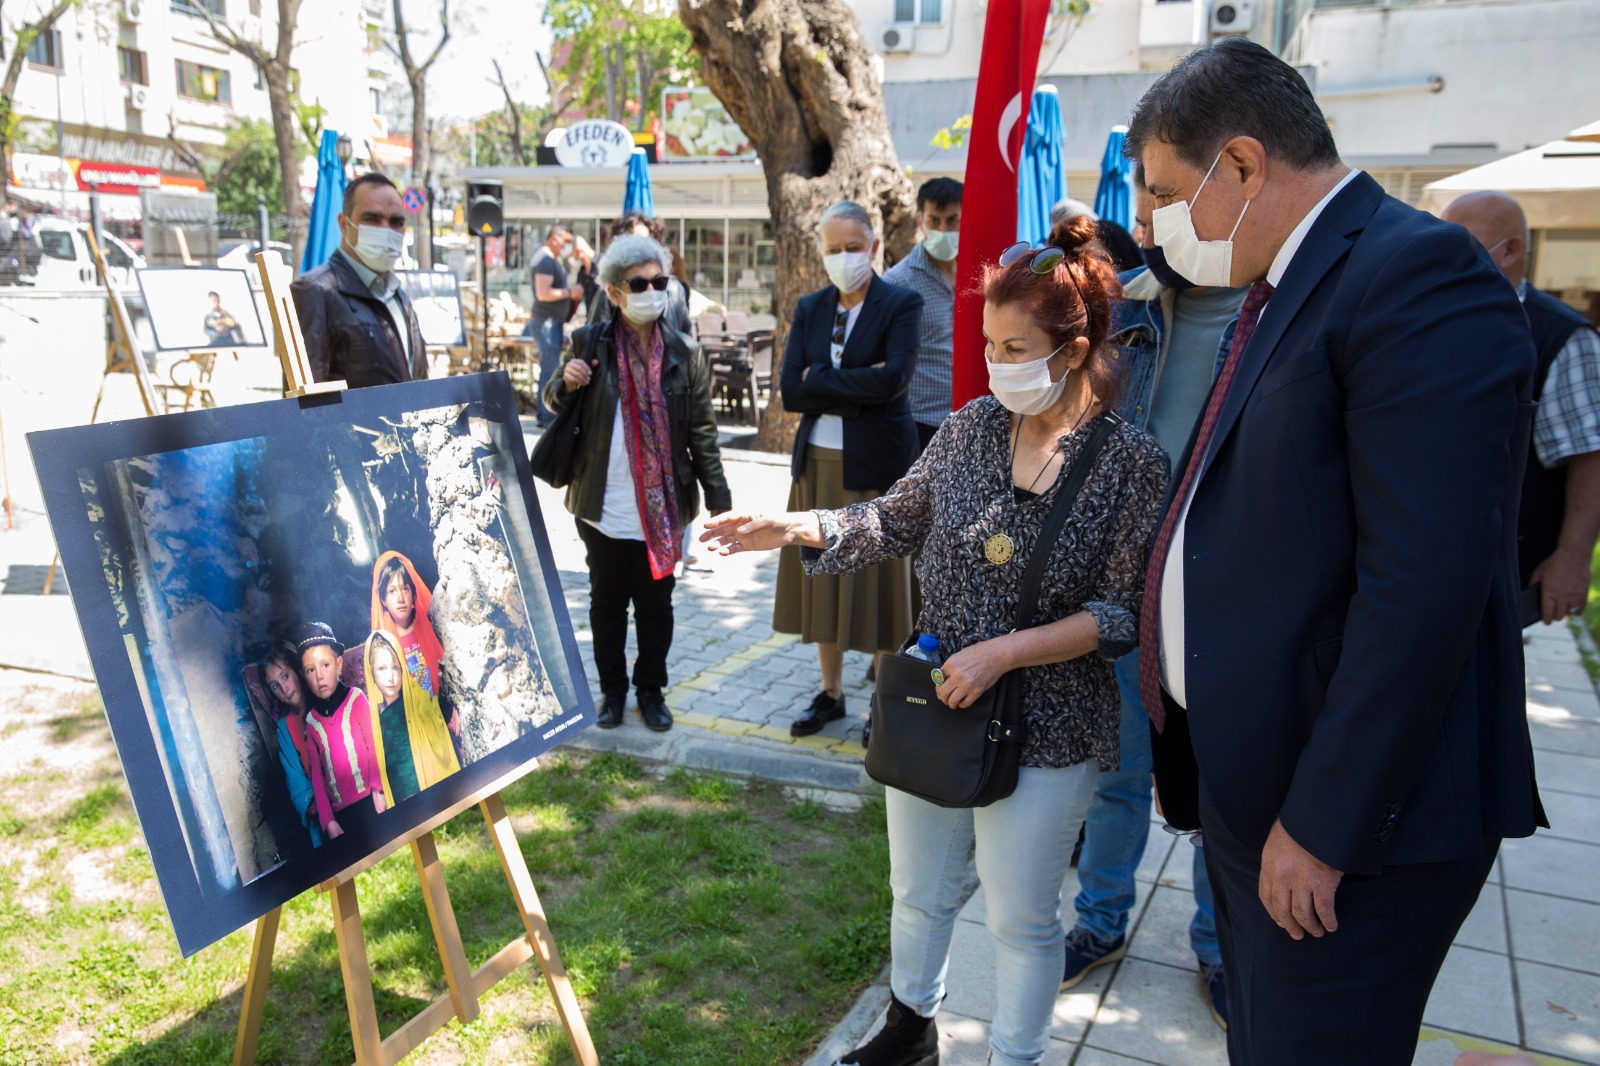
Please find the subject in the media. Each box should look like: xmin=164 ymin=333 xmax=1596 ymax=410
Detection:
xmin=906 ymin=634 xmax=942 ymax=664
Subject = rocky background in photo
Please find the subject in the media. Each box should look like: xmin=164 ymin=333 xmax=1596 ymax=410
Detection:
xmin=404 ymin=403 xmax=561 ymax=762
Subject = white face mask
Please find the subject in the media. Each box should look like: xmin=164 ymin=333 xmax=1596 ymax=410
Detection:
xmin=619 ymin=288 xmax=668 ymax=325
xmin=923 ymin=228 xmax=959 ymax=262
xmin=1150 ymin=150 xmax=1251 ymax=289
xmin=823 ymin=251 xmax=874 ymax=294
xmin=987 ymin=341 xmax=1069 ymax=415
xmin=353 ymin=224 xmax=404 ymax=273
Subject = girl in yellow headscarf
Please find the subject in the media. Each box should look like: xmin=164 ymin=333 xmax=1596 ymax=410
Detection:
xmin=364 ymin=629 xmax=460 ymax=803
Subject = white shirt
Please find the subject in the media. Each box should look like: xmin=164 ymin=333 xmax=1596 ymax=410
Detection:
xmin=583 ymin=405 xmax=646 ymax=541
xmin=808 ymin=298 xmax=865 ymax=450
xmin=1158 ymin=169 xmax=1362 ymax=707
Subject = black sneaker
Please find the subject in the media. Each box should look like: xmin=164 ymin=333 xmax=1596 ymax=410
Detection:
xmin=792 ymin=690 xmax=846 ymax=737
xmin=1200 ymin=960 xmax=1228 ymax=1030
xmin=1060 ymin=926 xmax=1126 ymax=990
xmin=836 ymin=993 xmax=937 ymax=1066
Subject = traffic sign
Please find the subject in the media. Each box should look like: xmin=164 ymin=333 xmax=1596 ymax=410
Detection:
xmin=403 ymin=186 xmax=425 ymax=213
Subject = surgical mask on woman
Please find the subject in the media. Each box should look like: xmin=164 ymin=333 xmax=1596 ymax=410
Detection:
xmin=1150 ymin=149 xmax=1251 ymax=289
xmin=987 ymin=341 xmax=1069 ymax=416
xmin=619 ymin=288 xmax=669 ymax=325
xmin=824 ymin=251 xmax=874 ymax=294
xmin=354 ymin=225 xmax=404 ymax=273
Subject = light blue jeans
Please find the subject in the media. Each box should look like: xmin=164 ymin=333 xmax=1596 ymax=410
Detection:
xmin=1071 ymin=650 xmax=1220 ymax=967
xmin=886 ymin=762 xmax=1100 ymax=1066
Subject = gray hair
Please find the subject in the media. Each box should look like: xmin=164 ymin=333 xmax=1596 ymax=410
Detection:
xmin=817 ymin=200 xmax=876 ymax=241
xmin=1049 ymin=197 xmax=1099 ymax=228
xmin=598 ymin=234 xmax=672 ymax=289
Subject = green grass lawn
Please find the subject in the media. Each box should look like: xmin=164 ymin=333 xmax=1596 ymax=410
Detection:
xmin=0 ymin=675 xmax=890 ymax=1065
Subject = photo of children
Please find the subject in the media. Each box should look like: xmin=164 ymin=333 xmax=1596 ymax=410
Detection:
xmin=34 ymin=376 xmax=591 ymax=956
xmin=296 ymin=622 xmax=387 ymax=841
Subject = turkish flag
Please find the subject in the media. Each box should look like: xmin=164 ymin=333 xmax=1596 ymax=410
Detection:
xmin=952 ymin=0 xmax=1052 ymax=410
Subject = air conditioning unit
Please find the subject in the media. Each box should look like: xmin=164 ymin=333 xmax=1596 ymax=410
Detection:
xmin=128 ymin=85 xmax=150 ymax=110
xmin=1209 ymin=0 xmax=1255 ymax=35
xmin=879 ymin=24 xmax=913 ymax=53
xmin=122 ymin=0 xmax=144 ymax=22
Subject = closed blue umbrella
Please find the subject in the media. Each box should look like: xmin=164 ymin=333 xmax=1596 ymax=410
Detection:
xmin=1093 ymin=125 xmax=1134 ymax=233
xmin=622 ymin=147 xmax=654 ymax=217
xmin=1017 ymin=85 xmax=1066 ymax=244
xmin=301 ymin=129 xmax=346 ymax=273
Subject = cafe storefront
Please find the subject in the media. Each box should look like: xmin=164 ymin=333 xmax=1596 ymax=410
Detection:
xmin=461 ymin=160 xmax=780 ymax=324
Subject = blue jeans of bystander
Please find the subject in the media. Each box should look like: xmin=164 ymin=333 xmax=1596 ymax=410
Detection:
xmin=1072 ymin=649 xmax=1220 ymax=967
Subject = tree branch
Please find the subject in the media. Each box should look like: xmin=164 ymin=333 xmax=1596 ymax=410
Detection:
xmin=163 ymin=113 xmax=208 ymax=175
xmin=490 ymin=58 xmax=526 ymax=166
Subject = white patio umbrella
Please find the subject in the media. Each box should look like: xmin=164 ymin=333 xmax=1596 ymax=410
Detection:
xmin=1419 ymin=121 xmax=1600 ymax=228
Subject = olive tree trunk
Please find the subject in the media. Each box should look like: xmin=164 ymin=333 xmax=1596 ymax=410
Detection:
xmin=678 ymin=0 xmax=917 ymax=452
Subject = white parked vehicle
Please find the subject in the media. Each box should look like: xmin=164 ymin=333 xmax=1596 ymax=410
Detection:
xmin=0 ymin=217 xmax=144 ymax=290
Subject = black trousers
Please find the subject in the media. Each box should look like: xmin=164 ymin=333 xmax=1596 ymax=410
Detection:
xmin=576 ymin=519 xmax=675 ymax=697
xmin=1200 ymin=784 xmax=1497 ymax=1065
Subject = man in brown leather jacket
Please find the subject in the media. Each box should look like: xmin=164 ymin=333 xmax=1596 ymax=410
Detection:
xmin=292 ymin=173 xmax=428 ymax=388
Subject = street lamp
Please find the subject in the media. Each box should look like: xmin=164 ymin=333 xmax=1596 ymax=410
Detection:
xmin=335 ymin=133 xmax=354 ymax=170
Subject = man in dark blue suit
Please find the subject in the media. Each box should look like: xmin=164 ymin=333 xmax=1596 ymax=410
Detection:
xmin=1129 ymin=39 xmax=1546 ymax=1064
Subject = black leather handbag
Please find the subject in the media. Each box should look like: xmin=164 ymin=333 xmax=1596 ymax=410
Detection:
xmin=865 ymin=416 xmax=1118 ymax=808
xmin=529 ymin=376 xmax=585 ymax=488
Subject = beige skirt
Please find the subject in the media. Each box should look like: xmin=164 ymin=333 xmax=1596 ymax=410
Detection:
xmin=772 ymin=447 xmax=917 ymax=653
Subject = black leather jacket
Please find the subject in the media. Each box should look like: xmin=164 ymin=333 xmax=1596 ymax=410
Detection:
xmin=543 ymin=310 xmax=731 ymax=526
xmin=290 ymin=251 xmax=429 ymax=388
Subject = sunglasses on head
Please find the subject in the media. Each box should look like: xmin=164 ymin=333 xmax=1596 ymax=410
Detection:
xmin=622 ymin=276 xmax=671 ymax=293
xmin=998 ymin=240 xmax=1066 ymax=274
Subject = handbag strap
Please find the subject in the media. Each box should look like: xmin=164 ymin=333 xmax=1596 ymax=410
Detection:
xmin=1013 ymin=413 xmax=1121 ymax=631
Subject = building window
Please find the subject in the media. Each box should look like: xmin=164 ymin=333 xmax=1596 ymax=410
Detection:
xmin=892 ymin=0 xmax=942 ymax=23
xmin=249 ymin=0 xmax=261 ymax=13
xmin=171 ymin=0 xmax=226 ymax=17
xmin=118 ymin=46 xmax=149 ymax=86
xmin=26 ymin=29 xmax=62 ymax=70
xmin=370 ymin=87 xmax=382 ymax=114
xmin=125 ymin=107 xmax=144 ymax=135
xmin=176 ymin=59 xmax=232 ymax=104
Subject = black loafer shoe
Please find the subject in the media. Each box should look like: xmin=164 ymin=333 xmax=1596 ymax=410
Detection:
xmin=637 ymin=688 xmax=673 ymax=732
xmin=792 ymin=690 xmax=846 ymax=737
xmin=596 ymin=692 xmax=625 ymax=729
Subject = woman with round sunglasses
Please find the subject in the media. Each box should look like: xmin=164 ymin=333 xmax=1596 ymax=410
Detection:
xmin=703 ymin=217 xmax=1168 ymax=1066
xmin=772 ymin=200 xmax=927 ymax=741
xmin=543 ymin=234 xmax=731 ymax=732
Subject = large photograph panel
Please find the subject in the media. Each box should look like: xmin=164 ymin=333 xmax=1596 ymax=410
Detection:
xmin=31 ymin=375 xmax=590 ymax=954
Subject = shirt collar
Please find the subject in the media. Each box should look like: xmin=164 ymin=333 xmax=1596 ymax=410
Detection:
xmin=336 ymin=247 xmax=399 ymax=300
xmin=910 ymin=241 xmax=955 ymax=289
xmin=1516 ymin=278 xmax=1529 ymax=303
xmin=1266 ymin=168 xmax=1362 ymax=289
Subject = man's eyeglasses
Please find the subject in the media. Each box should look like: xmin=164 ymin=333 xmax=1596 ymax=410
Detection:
xmin=622 ymin=276 xmax=672 ymax=293
xmin=998 ymin=240 xmax=1066 ymax=274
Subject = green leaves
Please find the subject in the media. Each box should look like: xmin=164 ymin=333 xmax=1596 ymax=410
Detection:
xmin=543 ymin=0 xmax=702 ymax=129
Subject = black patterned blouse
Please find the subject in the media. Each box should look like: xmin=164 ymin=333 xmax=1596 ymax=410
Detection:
xmin=804 ymin=397 xmax=1170 ymax=771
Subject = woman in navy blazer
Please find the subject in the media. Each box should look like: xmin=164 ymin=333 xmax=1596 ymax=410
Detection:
xmin=773 ymin=201 xmax=924 ymax=739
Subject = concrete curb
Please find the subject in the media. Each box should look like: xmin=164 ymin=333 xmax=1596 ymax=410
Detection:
xmin=559 ymin=717 xmax=878 ymax=795
xmin=800 ymin=967 xmax=892 ymax=1066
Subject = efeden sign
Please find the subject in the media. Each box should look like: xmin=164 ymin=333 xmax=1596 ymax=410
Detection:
xmin=553 ymin=120 xmax=635 ymax=168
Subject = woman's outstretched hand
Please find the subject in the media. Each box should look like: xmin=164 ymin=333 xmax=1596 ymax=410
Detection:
xmin=700 ymin=512 xmax=822 ymax=555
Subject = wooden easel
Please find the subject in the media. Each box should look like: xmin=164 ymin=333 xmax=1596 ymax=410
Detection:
xmin=233 ymin=251 xmax=597 ymax=1066
xmin=42 ymin=233 xmax=159 ymax=594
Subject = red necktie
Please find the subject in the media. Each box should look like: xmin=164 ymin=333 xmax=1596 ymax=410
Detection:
xmin=1139 ymin=280 xmax=1275 ymax=731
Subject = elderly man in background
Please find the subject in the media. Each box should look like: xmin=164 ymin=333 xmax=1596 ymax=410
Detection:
xmin=884 ymin=177 xmax=961 ymax=453
xmin=292 ymin=173 xmax=427 ymax=389
xmin=1442 ymin=191 xmax=1600 ymax=625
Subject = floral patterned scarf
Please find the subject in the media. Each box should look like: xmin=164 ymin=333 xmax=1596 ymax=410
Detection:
xmin=615 ymin=319 xmax=681 ymax=579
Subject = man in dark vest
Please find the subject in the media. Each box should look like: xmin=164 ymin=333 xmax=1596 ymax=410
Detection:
xmin=1444 ymin=191 xmax=1600 ymax=624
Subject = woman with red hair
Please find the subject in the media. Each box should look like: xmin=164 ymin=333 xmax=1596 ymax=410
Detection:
xmin=703 ymin=217 xmax=1169 ymax=1066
